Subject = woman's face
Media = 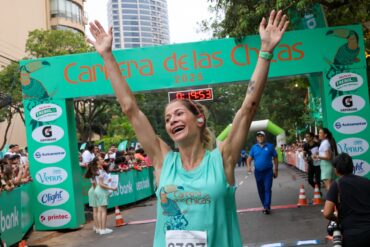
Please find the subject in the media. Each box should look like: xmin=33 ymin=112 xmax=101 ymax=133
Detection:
xmin=165 ymin=101 xmax=199 ymax=143
xmin=97 ymin=157 xmax=105 ymax=168
xmin=319 ymin=129 xmax=326 ymax=140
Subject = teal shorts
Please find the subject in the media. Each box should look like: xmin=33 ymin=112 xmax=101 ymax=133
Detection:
xmin=94 ymin=185 xmax=110 ymax=207
xmin=88 ymin=186 xmax=97 ymax=208
xmin=320 ymin=160 xmax=334 ymax=180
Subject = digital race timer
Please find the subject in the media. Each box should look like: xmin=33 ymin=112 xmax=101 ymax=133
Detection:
xmin=168 ymin=88 xmax=213 ymax=102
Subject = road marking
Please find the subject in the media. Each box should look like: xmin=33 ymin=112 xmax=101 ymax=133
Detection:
xmin=244 ymin=176 xmax=248 ymax=179
xmin=239 ymin=181 xmax=244 ymax=186
xmin=127 ymin=219 xmax=157 ymax=225
xmin=237 ymin=204 xmax=298 ymax=213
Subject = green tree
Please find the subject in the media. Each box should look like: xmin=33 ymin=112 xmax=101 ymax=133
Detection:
xmin=0 ymin=62 xmax=23 ymax=149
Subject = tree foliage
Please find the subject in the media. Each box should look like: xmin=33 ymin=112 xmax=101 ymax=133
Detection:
xmin=26 ymin=29 xmax=92 ymax=57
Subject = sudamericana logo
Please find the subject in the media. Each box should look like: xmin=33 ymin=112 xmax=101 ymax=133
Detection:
xmin=30 ymin=103 xmax=62 ymax=122
xmin=333 ymin=116 xmax=367 ymax=134
xmin=353 ymin=159 xmax=370 ymax=177
xmin=337 ymin=138 xmax=369 ymax=156
xmin=39 ymin=209 xmax=71 ymax=227
xmin=36 ymin=167 xmax=68 ymax=185
xmin=32 ymin=125 xmax=64 ymax=143
xmin=34 ymin=146 xmax=66 ymax=164
xmin=331 ymin=95 xmax=365 ymax=113
xmin=329 ymin=73 xmax=363 ymax=91
xmin=38 ymin=188 xmax=69 ymax=206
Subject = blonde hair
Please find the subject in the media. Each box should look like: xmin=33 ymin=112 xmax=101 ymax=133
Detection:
xmin=166 ymin=100 xmax=215 ymax=150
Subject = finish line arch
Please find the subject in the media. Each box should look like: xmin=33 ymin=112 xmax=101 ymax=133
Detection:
xmin=217 ymin=120 xmax=286 ymax=147
xmin=20 ymin=24 xmax=370 ymax=230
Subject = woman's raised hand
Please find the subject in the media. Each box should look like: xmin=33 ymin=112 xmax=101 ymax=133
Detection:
xmin=259 ymin=10 xmax=289 ymax=53
xmin=87 ymin=20 xmax=113 ymax=57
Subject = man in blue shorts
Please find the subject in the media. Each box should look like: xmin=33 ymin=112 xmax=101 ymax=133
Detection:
xmin=247 ymin=131 xmax=278 ymax=214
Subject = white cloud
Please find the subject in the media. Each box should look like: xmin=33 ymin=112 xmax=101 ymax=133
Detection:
xmin=84 ymin=0 xmax=212 ymax=43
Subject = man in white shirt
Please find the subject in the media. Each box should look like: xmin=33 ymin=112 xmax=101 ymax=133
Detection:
xmin=81 ymin=144 xmax=95 ymax=168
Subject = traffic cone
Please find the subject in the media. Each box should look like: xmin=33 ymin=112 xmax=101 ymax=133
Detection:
xmin=115 ymin=206 xmax=127 ymax=227
xmin=313 ymin=184 xmax=323 ymax=205
xmin=18 ymin=240 xmax=27 ymax=247
xmin=297 ymin=184 xmax=308 ymax=206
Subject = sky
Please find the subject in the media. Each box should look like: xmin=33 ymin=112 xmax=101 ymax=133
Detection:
xmin=84 ymin=0 xmax=213 ymax=44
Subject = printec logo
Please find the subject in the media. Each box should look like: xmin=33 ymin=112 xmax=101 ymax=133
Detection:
xmin=32 ymin=125 xmax=64 ymax=143
xmin=30 ymin=104 xmax=62 ymax=122
xmin=337 ymin=138 xmax=369 ymax=156
xmin=33 ymin=146 xmax=66 ymax=164
xmin=331 ymin=95 xmax=365 ymax=113
xmin=0 ymin=206 xmax=19 ymax=232
xmin=333 ymin=116 xmax=367 ymax=134
xmin=38 ymin=188 xmax=69 ymax=206
xmin=36 ymin=167 xmax=68 ymax=185
xmin=39 ymin=209 xmax=71 ymax=227
xmin=353 ymin=159 xmax=370 ymax=177
xmin=329 ymin=73 xmax=363 ymax=91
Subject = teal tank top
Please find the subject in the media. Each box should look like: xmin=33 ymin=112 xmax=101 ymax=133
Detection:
xmin=154 ymin=148 xmax=242 ymax=247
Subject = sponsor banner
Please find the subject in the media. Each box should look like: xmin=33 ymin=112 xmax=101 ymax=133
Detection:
xmin=36 ymin=167 xmax=68 ymax=185
xmin=39 ymin=209 xmax=71 ymax=227
xmin=333 ymin=116 xmax=367 ymax=134
xmin=0 ymin=189 xmax=22 ymax=246
xmin=32 ymin=125 xmax=64 ymax=143
xmin=37 ymin=188 xmax=70 ymax=207
xmin=329 ymin=73 xmax=363 ymax=91
xmin=33 ymin=145 xmax=66 ymax=164
xmin=331 ymin=94 xmax=365 ymax=113
xmin=353 ymin=159 xmax=370 ymax=177
xmin=30 ymin=104 xmax=62 ymax=122
xmin=337 ymin=138 xmax=369 ymax=156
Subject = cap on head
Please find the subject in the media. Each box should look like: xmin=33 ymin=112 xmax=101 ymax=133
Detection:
xmin=256 ymin=131 xmax=266 ymax=136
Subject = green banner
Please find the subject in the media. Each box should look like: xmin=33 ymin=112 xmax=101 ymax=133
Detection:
xmin=24 ymin=98 xmax=85 ymax=230
xmin=81 ymin=167 xmax=155 ymax=209
xmin=20 ymin=26 xmax=365 ymax=101
xmin=21 ymin=183 xmax=34 ymax=234
xmin=0 ymin=188 xmax=22 ymax=246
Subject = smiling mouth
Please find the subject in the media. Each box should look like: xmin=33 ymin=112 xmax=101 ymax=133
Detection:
xmin=172 ymin=125 xmax=185 ymax=134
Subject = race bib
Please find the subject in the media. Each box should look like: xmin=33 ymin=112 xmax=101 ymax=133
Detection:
xmin=166 ymin=230 xmax=207 ymax=247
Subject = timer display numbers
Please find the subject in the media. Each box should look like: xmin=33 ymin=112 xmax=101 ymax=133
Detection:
xmin=168 ymin=88 xmax=213 ymax=102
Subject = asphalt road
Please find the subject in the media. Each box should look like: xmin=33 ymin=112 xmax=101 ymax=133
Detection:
xmin=27 ymin=163 xmax=332 ymax=247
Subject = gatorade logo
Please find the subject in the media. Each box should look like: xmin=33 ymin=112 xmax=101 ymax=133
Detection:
xmin=42 ymin=126 xmax=52 ymax=137
xmin=342 ymin=95 xmax=353 ymax=107
xmin=0 ymin=206 xmax=19 ymax=232
xmin=32 ymin=125 xmax=64 ymax=143
xmin=39 ymin=209 xmax=71 ymax=227
xmin=331 ymin=94 xmax=365 ymax=113
xmin=30 ymin=103 xmax=62 ymax=122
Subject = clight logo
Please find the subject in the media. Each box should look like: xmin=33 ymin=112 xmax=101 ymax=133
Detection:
xmin=32 ymin=125 xmax=64 ymax=143
xmin=0 ymin=206 xmax=19 ymax=232
xmin=333 ymin=116 xmax=367 ymax=134
xmin=33 ymin=146 xmax=66 ymax=164
xmin=337 ymin=138 xmax=369 ymax=156
xmin=39 ymin=209 xmax=71 ymax=227
xmin=38 ymin=188 xmax=69 ymax=206
xmin=30 ymin=104 xmax=62 ymax=122
xmin=329 ymin=73 xmax=363 ymax=91
xmin=36 ymin=167 xmax=68 ymax=185
xmin=353 ymin=159 xmax=370 ymax=177
xmin=331 ymin=94 xmax=365 ymax=113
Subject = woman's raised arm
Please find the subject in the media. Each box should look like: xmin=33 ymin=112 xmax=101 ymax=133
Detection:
xmin=221 ymin=10 xmax=289 ymax=184
xmin=87 ymin=21 xmax=170 ymax=170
